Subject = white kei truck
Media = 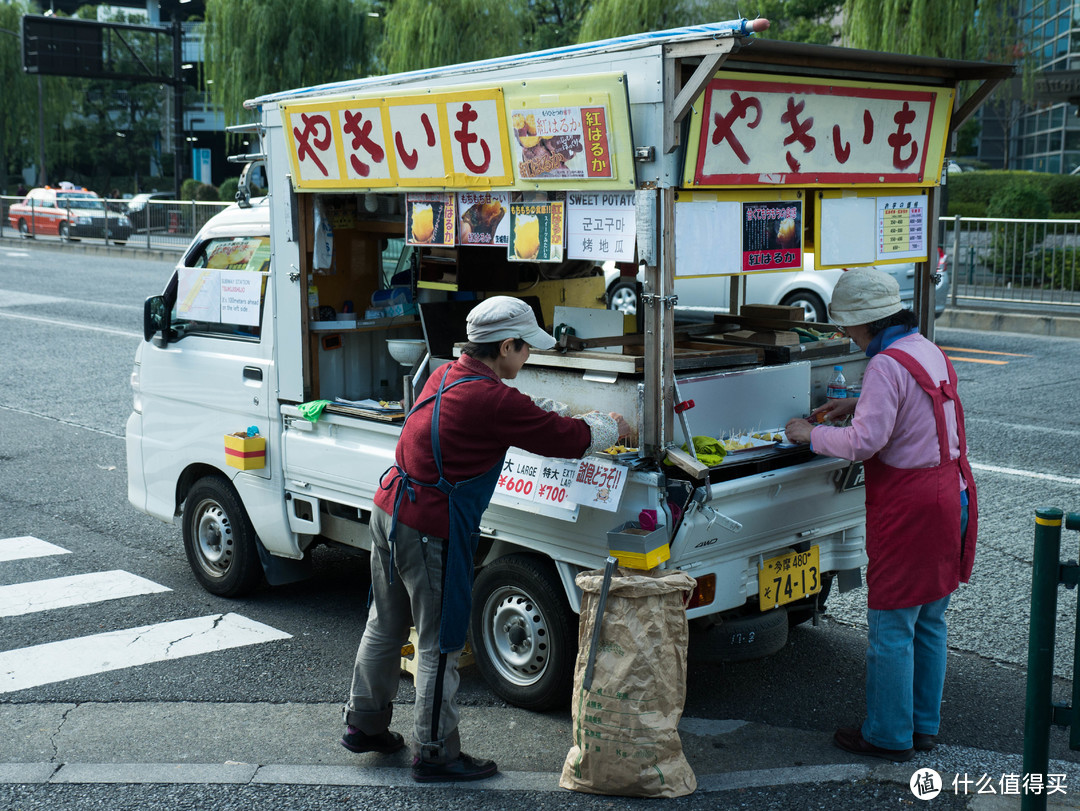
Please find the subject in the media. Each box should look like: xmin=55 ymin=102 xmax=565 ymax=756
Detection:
xmin=126 ymin=21 xmax=1010 ymax=710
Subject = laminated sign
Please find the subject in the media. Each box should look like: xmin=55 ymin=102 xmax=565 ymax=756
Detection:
xmin=741 ymin=200 xmax=802 ymax=271
xmin=508 ymin=197 xmax=564 ymax=262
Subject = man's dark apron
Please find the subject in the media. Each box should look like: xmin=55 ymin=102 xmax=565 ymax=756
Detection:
xmin=380 ymin=365 xmax=503 ymax=653
xmin=862 ymin=347 xmax=978 ymax=611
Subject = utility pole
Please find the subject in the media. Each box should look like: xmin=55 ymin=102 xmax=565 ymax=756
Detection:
xmin=171 ymin=16 xmax=183 ymax=200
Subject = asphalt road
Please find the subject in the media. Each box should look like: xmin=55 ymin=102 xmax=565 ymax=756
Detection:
xmin=1 ymin=241 xmax=1079 ymax=809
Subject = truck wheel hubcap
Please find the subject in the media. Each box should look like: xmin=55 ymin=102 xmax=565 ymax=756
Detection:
xmin=194 ymin=500 xmax=233 ymax=576
xmin=483 ymin=587 xmax=548 ymax=686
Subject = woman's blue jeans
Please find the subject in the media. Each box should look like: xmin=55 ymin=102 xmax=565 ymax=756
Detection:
xmin=861 ymin=499 xmax=967 ymax=750
xmin=862 ymin=593 xmax=951 ymax=750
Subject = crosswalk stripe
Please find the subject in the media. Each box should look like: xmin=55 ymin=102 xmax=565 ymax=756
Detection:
xmin=0 ymin=537 xmax=70 ymax=563
xmin=0 ymin=571 xmax=171 ymax=618
xmin=0 ymin=612 xmax=292 ymax=694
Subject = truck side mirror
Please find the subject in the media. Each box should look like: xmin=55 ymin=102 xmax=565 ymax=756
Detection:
xmin=144 ymin=295 xmax=170 ymax=344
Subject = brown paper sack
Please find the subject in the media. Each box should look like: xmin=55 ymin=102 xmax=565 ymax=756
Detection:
xmin=560 ymin=567 xmax=697 ymax=797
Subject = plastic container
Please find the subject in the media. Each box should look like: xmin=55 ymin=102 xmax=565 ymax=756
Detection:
xmin=826 ymin=365 xmax=847 ymax=399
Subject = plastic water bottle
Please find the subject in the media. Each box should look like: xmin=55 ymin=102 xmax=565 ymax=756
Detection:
xmin=826 ymin=365 xmax=847 ymax=399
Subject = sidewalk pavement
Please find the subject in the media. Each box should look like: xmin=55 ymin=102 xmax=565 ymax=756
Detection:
xmin=1 ymin=702 xmax=1077 ymax=807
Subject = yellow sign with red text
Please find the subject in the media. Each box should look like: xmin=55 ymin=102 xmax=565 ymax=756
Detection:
xmin=281 ymin=75 xmax=635 ymax=192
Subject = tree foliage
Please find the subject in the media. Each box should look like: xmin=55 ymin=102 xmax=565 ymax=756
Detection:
xmin=377 ymin=0 xmax=526 ymax=74
xmin=842 ymin=0 xmax=1019 ymax=62
xmin=204 ymin=0 xmax=372 ymax=126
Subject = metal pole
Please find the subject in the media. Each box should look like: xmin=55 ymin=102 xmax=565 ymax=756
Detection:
xmin=1068 ymin=512 xmax=1080 ymax=752
xmin=37 ymin=75 xmax=46 ymax=186
xmin=172 ymin=17 xmax=183 ymax=200
xmin=951 ymin=215 xmax=961 ymax=308
xmin=582 ymin=556 xmax=618 ymax=692
xmin=1021 ymin=507 xmax=1063 ymax=811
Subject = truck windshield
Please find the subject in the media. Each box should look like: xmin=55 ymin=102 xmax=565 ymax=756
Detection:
xmin=167 ymin=235 xmax=271 ymax=340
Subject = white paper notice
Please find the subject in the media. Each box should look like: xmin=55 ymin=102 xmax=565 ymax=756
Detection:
xmin=219 ymin=271 xmax=264 ymax=327
xmin=177 ymin=268 xmax=219 ymax=321
xmin=566 ymin=192 xmax=636 ymax=262
xmin=567 ymin=457 xmax=627 ymax=512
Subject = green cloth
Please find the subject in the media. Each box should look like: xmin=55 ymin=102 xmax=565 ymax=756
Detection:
xmin=663 ymin=435 xmax=727 ymax=467
xmin=298 ymin=399 xmax=332 ymax=422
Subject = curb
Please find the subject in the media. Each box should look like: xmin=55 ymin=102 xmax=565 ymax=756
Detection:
xmin=938 ymin=308 xmax=1080 ymax=338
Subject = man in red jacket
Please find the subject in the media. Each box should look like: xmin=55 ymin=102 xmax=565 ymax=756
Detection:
xmin=340 ymin=296 xmax=630 ymax=783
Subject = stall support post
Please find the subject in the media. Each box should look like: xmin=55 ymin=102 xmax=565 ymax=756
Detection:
xmin=920 ymin=185 xmax=939 ymax=342
xmin=641 ymin=187 xmax=663 ymax=458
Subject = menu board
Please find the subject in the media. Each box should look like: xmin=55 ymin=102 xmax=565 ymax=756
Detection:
xmin=876 ymin=195 xmax=927 ymax=260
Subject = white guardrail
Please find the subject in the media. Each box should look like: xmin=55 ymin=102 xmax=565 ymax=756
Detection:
xmin=0 ymin=195 xmax=229 ymax=252
xmin=2 ymin=198 xmax=1078 ymax=311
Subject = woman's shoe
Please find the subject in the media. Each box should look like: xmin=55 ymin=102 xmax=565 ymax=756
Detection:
xmin=833 ymin=726 xmax=914 ymax=762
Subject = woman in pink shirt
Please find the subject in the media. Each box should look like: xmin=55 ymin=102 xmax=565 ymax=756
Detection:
xmin=786 ymin=267 xmax=977 ymax=763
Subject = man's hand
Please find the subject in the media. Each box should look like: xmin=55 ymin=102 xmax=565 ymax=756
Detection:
xmin=610 ymin=412 xmax=634 ymax=445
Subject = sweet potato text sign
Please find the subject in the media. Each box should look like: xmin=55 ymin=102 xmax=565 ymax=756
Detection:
xmin=686 ymin=75 xmax=954 ymax=187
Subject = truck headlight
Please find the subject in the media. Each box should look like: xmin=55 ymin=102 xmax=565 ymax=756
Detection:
xmin=118 ymin=216 xmax=130 ymax=226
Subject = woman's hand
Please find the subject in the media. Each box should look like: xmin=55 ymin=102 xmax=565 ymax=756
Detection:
xmin=784 ymin=417 xmax=814 ymax=445
xmin=814 ymin=397 xmax=858 ymax=422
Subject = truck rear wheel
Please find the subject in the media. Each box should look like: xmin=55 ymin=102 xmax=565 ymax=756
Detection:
xmin=470 ymin=555 xmax=575 ymax=711
xmin=182 ymin=476 xmax=263 ymax=597
xmin=690 ymin=607 xmax=789 ymax=664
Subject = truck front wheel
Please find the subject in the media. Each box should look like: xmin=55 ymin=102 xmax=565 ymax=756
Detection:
xmin=470 ymin=555 xmax=575 ymax=711
xmin=182 ymin=476 xmax=263 ymax=597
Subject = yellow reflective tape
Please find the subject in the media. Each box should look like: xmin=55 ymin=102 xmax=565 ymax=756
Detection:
xmin=1036 ymin=516 xmax=1063 ymax=526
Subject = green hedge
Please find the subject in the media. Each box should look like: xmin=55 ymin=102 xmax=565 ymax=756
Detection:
xmin=948 ymin=170 xmax=1080 ymax=217
xmin=945 ymin=201 xmax=988 ymax=217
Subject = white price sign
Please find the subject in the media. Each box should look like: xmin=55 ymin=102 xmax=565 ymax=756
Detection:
xmin=496 ymin=451 xmax=577 ymax=511
xmin=566 ymin=192 xmax=636 ymax=262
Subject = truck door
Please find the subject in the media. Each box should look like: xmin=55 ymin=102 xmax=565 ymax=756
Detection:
xmin=139 ymin=236 xmax=273 ymax=490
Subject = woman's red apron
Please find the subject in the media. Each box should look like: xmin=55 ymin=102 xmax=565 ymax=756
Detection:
xmin=862 ymin=346 xmax=978 ymax=610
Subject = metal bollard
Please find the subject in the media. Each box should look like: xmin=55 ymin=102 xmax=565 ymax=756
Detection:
xmin=1021 ymin=508 xmax=1080 ymax=811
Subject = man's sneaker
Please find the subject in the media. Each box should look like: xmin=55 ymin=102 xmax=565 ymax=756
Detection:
xmin=340 ymin=725 xmax=405 ymax=754
xmin=411 ymin=752 xmax=498 ymax=783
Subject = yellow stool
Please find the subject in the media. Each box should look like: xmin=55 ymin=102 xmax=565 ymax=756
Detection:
xmin=400 ymin=627 xmax=475 ymax=678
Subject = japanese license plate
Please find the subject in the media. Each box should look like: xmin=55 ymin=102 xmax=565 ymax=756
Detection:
xmin=759 ymin=546 xmax=821 ymax=611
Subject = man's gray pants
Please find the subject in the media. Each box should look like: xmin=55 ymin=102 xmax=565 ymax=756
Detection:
xmin=345 ymin=506 xmax=465 ymax=764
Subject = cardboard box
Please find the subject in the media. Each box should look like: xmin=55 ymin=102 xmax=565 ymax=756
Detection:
xmin=607 ymin=521 xmax=671 ymax=570
xmin=741 ymin=303 xmax=805 ymax=321
xmin=722 ymin=329 xmax=800 ymax=346
xmin=224 ymin=432 xmax=266 ymax=470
